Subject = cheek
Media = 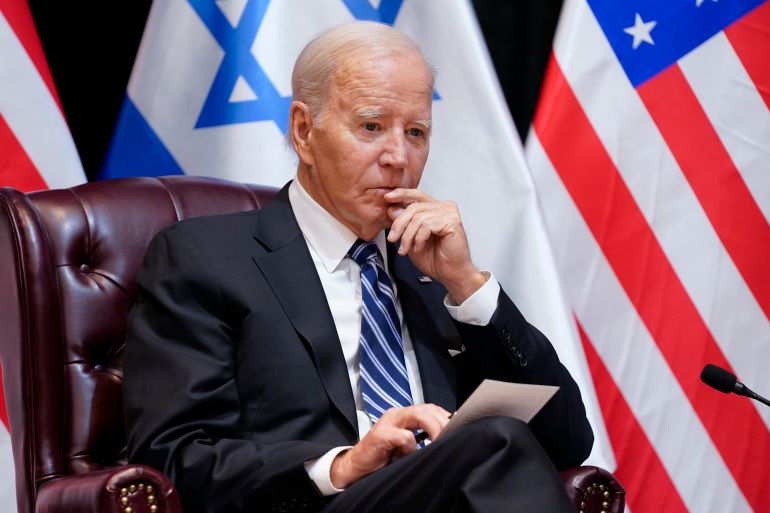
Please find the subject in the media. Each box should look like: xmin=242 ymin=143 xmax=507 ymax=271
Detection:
xmin=407 ymin=150 xmax=428 ymax=181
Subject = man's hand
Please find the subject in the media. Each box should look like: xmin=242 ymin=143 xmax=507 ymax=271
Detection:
xmin=385 ymin=189 xmax=487 ymax=304
xmin=330 ymin=404 xmax=451 ymax=489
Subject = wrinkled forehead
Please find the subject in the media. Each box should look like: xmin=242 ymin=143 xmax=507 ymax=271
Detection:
xmin=330 ymin=48 xmax=434 ymax=99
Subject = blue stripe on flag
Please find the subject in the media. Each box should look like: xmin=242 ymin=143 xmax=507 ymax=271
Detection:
xmin=587 ymin=0 xmax=765 ymax=87
xmin=340 ymin=0 xmax=439 ymax=99
xmin=98 ymin=96 xmax=184 ymax=179
xmin=342 ymin=0 xmax=404 ymax=24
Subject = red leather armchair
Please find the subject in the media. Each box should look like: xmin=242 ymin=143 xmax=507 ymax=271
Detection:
xmin=0 ymin=176 xmax=624 ymax=513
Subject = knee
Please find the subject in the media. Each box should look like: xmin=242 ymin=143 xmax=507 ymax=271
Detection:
xmin=448 ymin=416 xmax=538 ymax=452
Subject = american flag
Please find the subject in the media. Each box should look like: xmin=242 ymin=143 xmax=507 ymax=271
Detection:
xmin=527 ymin=0 xmax=770 ymax=511
xmin=1 ymin=2 xmax=85 ymax=511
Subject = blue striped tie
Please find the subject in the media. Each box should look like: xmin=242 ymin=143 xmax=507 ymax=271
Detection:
xmin=349 ymin=239 xmax=414 ymax=424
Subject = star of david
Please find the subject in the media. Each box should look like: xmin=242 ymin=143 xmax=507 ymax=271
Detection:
xmin=190 ymin=0 xmax=438 ymax=135
xmin=342 ymin=0 xmax=403 ymax=24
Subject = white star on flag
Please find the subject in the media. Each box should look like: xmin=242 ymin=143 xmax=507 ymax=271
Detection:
xmin=624 ymin=13 xmax=657 ymax=49
xmin=696 ymin=0 xmax=719 ymax=7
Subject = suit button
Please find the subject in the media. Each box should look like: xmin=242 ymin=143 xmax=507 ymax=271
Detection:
xmin=501 ymin=327 xmax=511 ymax=341
xmin=278 ymin=503 xmax=289 ymax=512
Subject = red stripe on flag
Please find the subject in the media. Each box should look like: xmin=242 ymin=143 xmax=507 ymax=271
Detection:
xmin=725 ymin=0 xmax=770 ymax=111
xmin=0 ymin=1 xmax=63 ymax=112
xmin=0 ymin=114 xmax=47 ymax=191
xmin=577 ymin=321 xmax=688 ymax=513
xmin=0 ymin=364 xmax=8 ymax=431
xmin=637 ymin=65 xmax=770 ymax=324
xmin=533 ymin=55 xmax=770 ymax=513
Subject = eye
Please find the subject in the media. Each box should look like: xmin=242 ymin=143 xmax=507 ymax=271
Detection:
xmin=407 ymin=127 xmax=425 ymax=137
xmin=363 ymin=123 xmax=379 ymax=132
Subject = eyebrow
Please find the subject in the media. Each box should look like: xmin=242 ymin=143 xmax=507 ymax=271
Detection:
xmin=414 ymin=119 xmax=433 ymax=131
xmin=355 ymin=107 xmax=384 ymax=119
xmin=354 ymin=108 xmax=432 ymax=131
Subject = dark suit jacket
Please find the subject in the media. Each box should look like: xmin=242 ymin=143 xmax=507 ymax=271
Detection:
xmin=123 ymin=183 xmax=593 ymax=513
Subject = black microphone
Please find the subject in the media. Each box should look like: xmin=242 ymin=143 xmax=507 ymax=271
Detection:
xmin=701 ymin=364 xmax=770 ymax=408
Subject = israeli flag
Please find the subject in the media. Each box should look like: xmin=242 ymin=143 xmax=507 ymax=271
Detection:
xmin=101 ymin=0 xmax=613 ymax=468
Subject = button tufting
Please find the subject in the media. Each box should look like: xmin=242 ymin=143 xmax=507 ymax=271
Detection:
xmin=79 ymin=263 xmax=91 ymax=273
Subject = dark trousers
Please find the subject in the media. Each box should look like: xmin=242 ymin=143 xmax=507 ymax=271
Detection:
xmin=321 ymin=416 xmax=575 ymax=513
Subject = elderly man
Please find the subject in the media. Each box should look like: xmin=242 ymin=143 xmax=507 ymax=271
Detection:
xmin=123 ymin=21 xmax=593 ymax=513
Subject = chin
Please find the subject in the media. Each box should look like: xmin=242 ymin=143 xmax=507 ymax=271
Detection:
xmin=353 ymin=212 xmax=390 ymax=240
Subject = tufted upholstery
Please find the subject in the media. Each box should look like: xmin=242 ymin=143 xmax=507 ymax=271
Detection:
xmin=0 ymin=176 xmax=274 ymax=513
xmin=0 ymin=176 xmax=624 ymax=513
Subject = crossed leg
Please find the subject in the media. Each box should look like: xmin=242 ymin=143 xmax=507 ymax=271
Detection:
xmin=321 ymin=416 xmax=575 ymax=513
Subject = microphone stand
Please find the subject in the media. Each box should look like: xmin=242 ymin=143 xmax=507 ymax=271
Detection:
xmin=735 ymin=383 xmax=770 ymax=408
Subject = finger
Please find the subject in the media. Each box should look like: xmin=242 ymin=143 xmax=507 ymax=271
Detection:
xmin=414 ymin=410 xmax=448 ymax=441
xmin=387 ymin=204 xmax=405 ymax=221
xmin=401 ymin=207 xmax=456 ymax=253
xmin=421 ymin=403 xmax=453 ymax=423
xmin=384 ymin=188 xmax=434 ymax=205
xmin=387 ymin=202 xmax=425 ymax=243
xmin=402 ymin=404 xmax=451 ymax=441
xmin=379 ymin=404 xmax=451 ymax=431
xmin=392 ymin=428 xmax=419 ymax=454
xmin=388 ymin=200 xmax=442 ymax=244
xmin=368 ymin=420 xmax=419 ymax=456
xmin=397 ymin=211 xmax=428 ymax=255
xmin=392 ymin=432 xmax=419 ymax=460
xmin=413 ymin=221 xmax=441 ymax=253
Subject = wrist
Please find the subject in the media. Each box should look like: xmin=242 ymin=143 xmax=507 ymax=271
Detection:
xmin=445 ymin=269 xmax=487 ymax=305
xmin=330 ymin=449 xmax=354 ymax=489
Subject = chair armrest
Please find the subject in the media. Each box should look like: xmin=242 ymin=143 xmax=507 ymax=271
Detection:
xmin=560 ymin=465 xmax=625 ymax=513
xmin=35 ymin=464 xmax=182 ymax=513
xmin=32 ymin=462 xmax=620 ymax=513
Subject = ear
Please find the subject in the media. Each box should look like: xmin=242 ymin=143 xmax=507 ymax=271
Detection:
xmin=289 ymin=101 xmax=315 ymax=166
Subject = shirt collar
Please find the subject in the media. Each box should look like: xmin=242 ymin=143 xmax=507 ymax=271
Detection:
xmin=288 ymin=178 xmax=389 ymax=274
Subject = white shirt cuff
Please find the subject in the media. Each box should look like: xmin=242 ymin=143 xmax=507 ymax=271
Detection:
xmin=304 ymin=446 xmax=352 ymax=496
xmin=444 ymin=271 xmax=500 ymax=326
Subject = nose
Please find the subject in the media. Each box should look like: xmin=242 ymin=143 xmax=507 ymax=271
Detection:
xmin=379 ymin=130 xmax=408 ymax=169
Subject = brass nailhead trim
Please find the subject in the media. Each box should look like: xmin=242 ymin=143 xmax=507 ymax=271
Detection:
xmin=581 ymin=481 xmax=613 ymax=513
xmin=120 ymin=481 xmax=159 ymax=513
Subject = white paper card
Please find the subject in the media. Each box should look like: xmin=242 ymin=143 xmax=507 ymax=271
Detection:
xmin=441 ymin=380 xmax=559 ymax=438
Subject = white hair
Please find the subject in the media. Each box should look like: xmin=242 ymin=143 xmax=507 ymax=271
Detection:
xmin=290 ymin=21 xmax=436 ymax=127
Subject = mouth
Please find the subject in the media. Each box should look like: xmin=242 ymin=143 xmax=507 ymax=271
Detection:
xmin=371 ymin=187 xmax=397 ymax=194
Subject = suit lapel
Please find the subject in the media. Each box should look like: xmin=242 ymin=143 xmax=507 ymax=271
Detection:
xmin=251 ymin=184 xmax=358 ymax=437
xmin=388 ymin=244 xmax=458 ymax=413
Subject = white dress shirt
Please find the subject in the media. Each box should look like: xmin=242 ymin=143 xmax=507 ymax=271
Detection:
xmin=288 ymin=179 xmax=500 ymax=495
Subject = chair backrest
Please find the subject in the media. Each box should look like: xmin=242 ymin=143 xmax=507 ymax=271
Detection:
xmin=0 ymin=176 xmax=278 ymax=513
